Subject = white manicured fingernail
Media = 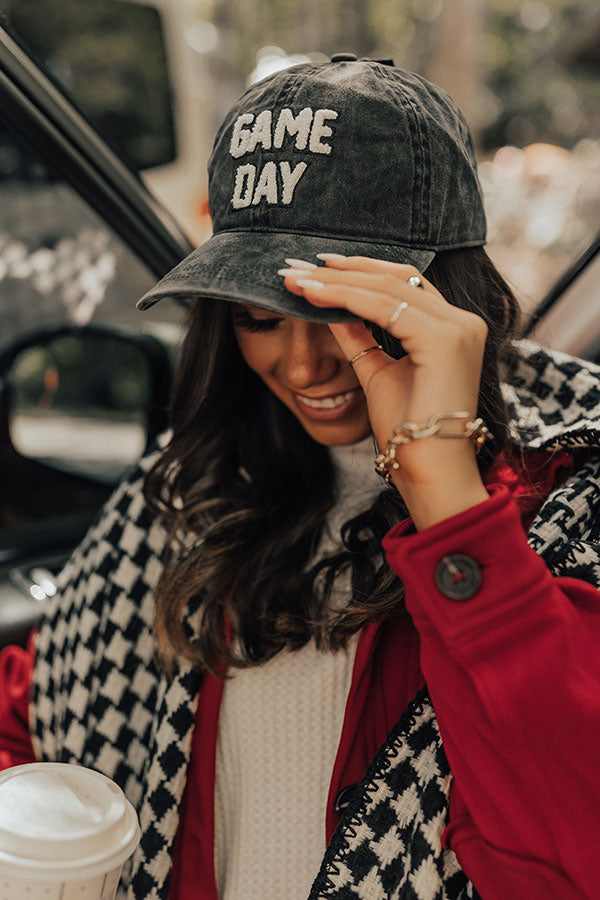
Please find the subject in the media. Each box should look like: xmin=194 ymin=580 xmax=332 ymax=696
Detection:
xmin=316 ymin=253 xmax=346 ymax=261
xmin=284 ymin=258 xmax=317 ymax=269
xmin=296 ymin=279 xmax=325 ymax=289
xmin=277 ymin=268 xmax=315 ymax=277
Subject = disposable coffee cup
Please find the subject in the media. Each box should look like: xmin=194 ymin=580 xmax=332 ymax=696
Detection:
xmin=0 ymin=762 xmax=140 ymax=900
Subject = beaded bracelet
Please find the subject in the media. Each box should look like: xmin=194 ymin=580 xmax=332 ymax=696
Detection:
xmin=374 ymin=412 xmax=491 ymax=483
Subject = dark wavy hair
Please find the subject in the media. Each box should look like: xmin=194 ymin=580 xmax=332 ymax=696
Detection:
xmin=144 ymin=247 xmax=521 ymax=674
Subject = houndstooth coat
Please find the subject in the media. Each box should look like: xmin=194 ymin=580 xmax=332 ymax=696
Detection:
xmin=30 ymin=341 xmax=600 ymax=900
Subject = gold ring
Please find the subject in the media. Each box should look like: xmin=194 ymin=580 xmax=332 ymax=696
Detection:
xmin=408 ymin=275 xmax=424 ymax=289
xmin=385 ymin=301 xmax=409 ymax=330
xmin=349 ymin=344 xmax=383 ymax=366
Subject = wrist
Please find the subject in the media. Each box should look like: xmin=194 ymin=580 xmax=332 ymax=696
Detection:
xmin=375 ymin=412 xmax=491 ymax=486
xmin=391 ymin=447 xmax=489 ymax=530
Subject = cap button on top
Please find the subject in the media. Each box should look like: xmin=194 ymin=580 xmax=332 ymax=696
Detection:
xmin=435 ymin=554 xmax=482 ymax=601
xmin=331 ymin=53 xmax=358 ymax=62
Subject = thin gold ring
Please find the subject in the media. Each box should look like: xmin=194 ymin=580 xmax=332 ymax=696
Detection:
xmin=385 ymin=300 xmax=409 ymax=330
xmin=349 ymin=344 xmax=383 ymax=366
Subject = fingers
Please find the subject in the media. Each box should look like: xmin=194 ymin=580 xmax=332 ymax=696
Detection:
xmin=327 ymin=319 xmax=383 ymax=360
xmin=316 ymin=253 xmax=426 ymax=280
xmin=287 ymin=278 xmax=442 ymax=339
xmin=283 ymin=253 xmax=436 ymax=289
xmin=328 ymin=321 xmax=396 ymax=389
xmin=284 ymin=257 xmax=318 ymax=270
xmin=277 ymin=260 xmax=449 ymax=327
xmin=328 ymin=319 xmax=379 ymax=359
xmin=278 ymin=262 xmax=439 ymax=302
xmin=277 ymin=255 xmax=488 ymax=352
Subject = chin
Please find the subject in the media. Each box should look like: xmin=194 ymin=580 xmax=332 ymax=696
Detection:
xmin=302 ymin=418 xmax=372 ymax=447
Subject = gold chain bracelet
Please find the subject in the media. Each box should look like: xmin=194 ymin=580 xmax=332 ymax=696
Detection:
xmin=374 ymin=412 xmax=492 ymax=483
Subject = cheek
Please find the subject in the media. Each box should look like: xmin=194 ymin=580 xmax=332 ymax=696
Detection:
xmin=235 ymin=331 xmax=280 ymax=379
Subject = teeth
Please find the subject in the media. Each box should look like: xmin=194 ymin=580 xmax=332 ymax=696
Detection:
xmin=299 ymin=390 xmax=356 ymax=409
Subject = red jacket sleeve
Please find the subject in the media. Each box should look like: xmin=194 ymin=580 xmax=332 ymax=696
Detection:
xmin=0 ymin=633 xmax=37 ymax=770
xmin=382 ymin=485 xmax=600 ymax=900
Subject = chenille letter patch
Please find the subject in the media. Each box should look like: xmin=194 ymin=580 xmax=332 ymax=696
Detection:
xmin=228 ymin=107 xmax=338 ymax=209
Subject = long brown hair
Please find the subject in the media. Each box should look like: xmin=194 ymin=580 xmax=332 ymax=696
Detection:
xmin=144 ymin=247 xmax=520 ymax=674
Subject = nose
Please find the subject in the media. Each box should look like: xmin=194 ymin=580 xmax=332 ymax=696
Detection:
xmin=281 ymin=321 xmax=341 ymax=390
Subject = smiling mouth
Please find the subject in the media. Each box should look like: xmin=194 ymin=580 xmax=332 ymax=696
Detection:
xmin=296 ymin=389 xmax=360 ymax=409
xmin=293 ymin=387 xmax=364 ymax=421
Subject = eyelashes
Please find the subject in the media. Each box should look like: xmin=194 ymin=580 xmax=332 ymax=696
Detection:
xmin=232 ymin=310 xmax=284 ymax=333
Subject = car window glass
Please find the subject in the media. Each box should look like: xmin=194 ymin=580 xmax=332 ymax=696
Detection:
xmin=0 ymin=122 xmax=185 ymax=353
xmin=2 ymin=0 xmax=175 ymax=171
xmin=0 ymin=120 xmax=184 ymax=569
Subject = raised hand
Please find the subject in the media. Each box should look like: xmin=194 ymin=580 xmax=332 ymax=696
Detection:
xmin=278 ymin=254 xmax=490 ymax=528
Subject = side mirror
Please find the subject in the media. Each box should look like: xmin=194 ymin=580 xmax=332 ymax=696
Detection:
xmin=0 ymin=326 xmax=173 ymax=648
xmin=1 ymin=325 xmax=172 ymax=485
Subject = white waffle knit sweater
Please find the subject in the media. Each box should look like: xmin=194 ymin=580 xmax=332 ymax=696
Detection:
xmin=214 ymin=438 xmax=382 ymax=900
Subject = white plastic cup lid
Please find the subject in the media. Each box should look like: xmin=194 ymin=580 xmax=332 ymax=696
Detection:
xmin=0 ymin=763 xmax=140 ymax=882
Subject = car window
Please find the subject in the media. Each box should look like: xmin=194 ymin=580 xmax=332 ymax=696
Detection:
xmin=0 ymin=105 xmax=185 ymax=645
xmin=0 ymin=121 xmax=184 ymax=352
xmin=0 ymin=117 xmax=183 ymax=556
xmin=2 ymin=0 xmax=175 ymax=172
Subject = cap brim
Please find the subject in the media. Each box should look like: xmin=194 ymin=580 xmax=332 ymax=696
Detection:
xmin=137 ymin=231 xmax=435 ymax=323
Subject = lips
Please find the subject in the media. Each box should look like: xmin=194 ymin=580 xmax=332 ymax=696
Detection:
xmin=293 ymin=387 xmax=364 ymax=422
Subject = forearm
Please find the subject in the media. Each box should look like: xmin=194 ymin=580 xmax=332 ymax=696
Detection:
xmin=389 ymin=438 xmax=489 ymax=531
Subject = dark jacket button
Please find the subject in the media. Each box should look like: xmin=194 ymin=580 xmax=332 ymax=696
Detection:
xmin=331 ymin=53 xmax=358 ymax=63
xmin=435 ymin=554 xmax=482 ymax=600
xmin=334 ymin=784 xmax=358 ymax=814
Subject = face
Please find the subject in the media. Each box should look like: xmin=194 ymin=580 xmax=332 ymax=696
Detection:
xmin=232 ymin=304 xmax=371 ymax=446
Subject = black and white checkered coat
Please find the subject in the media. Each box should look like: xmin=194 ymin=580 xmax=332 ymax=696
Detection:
xmin=30 ymin=342 xmax=600 ymax=900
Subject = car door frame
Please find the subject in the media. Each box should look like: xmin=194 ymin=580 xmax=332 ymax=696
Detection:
xmin=0 ymin=22 xmax=197 ymax=647
xmin=0 ymin=20 xmax=195 ymax=279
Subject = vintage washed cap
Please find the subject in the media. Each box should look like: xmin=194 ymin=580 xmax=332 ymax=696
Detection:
xmin=137 ymin=55 xmax=486 ymax=322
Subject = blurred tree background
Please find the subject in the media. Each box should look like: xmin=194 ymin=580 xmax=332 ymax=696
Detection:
xmin=185 ymin=0 xmax=599 ymax=151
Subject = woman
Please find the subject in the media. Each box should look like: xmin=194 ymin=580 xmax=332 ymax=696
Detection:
xmin=2 ymin=57 xmax=600 ymax=900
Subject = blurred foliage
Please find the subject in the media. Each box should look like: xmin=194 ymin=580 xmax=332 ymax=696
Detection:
xmin=3 ymin=0 xmax=176 ymax=169
xmin=480 ymin=138 xmax=599 ymax=309
xmin=186 ymin=0 xmax=599 ymax=151
xmin=484 ymin=0 xmax=598 ymax=148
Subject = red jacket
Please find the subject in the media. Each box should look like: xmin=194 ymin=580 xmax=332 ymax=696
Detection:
xmin=2 ymin=451 xmax=599 ymax=899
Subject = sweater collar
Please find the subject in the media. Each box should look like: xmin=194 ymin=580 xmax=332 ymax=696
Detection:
xmin=329 ymin=436 xmax=382 ymax=505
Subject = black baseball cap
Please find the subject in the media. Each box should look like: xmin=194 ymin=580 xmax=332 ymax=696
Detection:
xmin=137 ymin=55 xmax=486 ymax=322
